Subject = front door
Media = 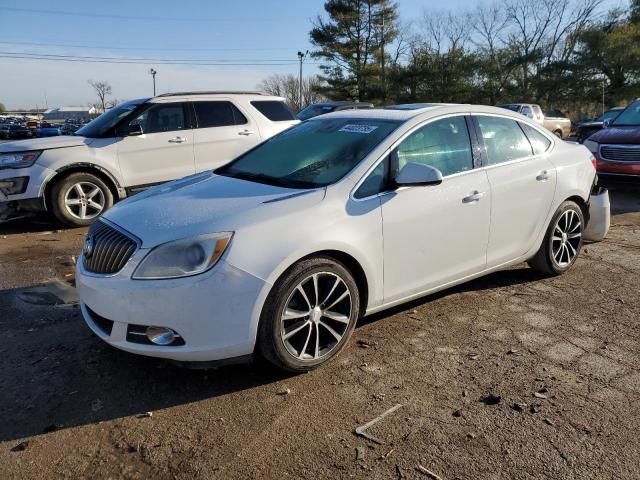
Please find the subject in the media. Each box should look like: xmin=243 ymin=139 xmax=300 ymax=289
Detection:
xmin=117 ymin=102 xmax=195 ymax=187
xmin=381 ymin=115 xmax=491 ymax=303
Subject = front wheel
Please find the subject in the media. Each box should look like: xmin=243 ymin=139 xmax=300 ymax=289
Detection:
xmin=50 ymin=172 xmax=113 ymax=227
xmin=528 ymin=201 xmax=584 ymax=275
xmin=257 ymin=256 xmax=360 ymax=372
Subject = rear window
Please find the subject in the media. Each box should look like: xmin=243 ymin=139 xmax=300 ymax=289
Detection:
xmin=250 ymin=100 xmax=295 ymax=121
xmin=193 ymin=101 xmax=247 ymax=128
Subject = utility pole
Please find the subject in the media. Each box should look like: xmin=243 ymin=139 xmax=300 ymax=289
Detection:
xmin=149 ymin=68 xmax=157 ymax=96
xmin=602 ymin=80 xmax=605 ymax=116
xmin=297 ymin=51 xmax=308 ymax=112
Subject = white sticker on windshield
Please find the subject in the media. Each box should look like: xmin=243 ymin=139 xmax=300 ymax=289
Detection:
xmin=339 ymin=124 xmax=379 ymax=134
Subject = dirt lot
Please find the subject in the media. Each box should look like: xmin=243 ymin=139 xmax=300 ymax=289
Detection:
xmin=1 ymin=185 xmax=639 ymax=480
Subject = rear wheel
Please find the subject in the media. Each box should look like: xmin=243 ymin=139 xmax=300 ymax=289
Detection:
xmin=50 ymin=172 xmax=113 ymax=227
xmin=528 ymin=201 xmax=584 ymax=275
xmin=257 ymin=256 xmax=360 ymax=372
xmin=553 ymin=129 xmax=563 ymax=138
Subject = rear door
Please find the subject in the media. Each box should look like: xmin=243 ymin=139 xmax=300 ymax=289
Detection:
xmin=116 ymin=102 xmax=195 ymax=187
xmin=473 ymin=115 xmax=556 ymax=266
xmin=191 ymin=100 xmax=262 ymax=172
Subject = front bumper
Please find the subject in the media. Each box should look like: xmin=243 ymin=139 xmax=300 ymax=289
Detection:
xmin=0 ymin=163 xmax=55 ymax=202
xmin=76 ymin=254 xmax=270 ymax=362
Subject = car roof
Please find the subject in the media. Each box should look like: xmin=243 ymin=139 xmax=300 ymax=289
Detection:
xmin=148 ymin=91 xmax=285 ymax=103
xmin=319 ymin=103 xmax=523 ymax=122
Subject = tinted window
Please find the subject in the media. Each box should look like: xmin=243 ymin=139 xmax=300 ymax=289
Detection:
xmin=193 ymin=101 xmax=247 ymax=128
xmin=476 ymin=116 xmax=533 ymax=164
xmin=296 ymin=104 xmax=335 ymax=120
xmin=521 ymin=123 xmax=552 ymax=154
xmin=251 ymin=101 xmax=295 ymax=121
xmin=396 ymin=116 xmax=473 ymax=177
xmin=612 ymin=100 xmax=640 ymax=127
xmin=77 ymin=99 xmax=146 ymax=138
xmin=216 ymin=118 xmax=400 ymax=188
xmin=129 ymin=103 xmax=186 ymax=134
xmin=354 ymin=157 xmax=389 ymax=199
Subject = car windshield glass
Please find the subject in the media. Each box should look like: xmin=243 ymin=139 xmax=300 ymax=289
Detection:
xmin=600 ymin=109 xmax=621 ymax=122
xmin=611 ymin=101 xmax=640 ymax=126
xmin=498 ymin=104 xmax=520 ymax=112
xmin=75 ymin=99 xmax=148 ymax=138
xmin=296 ymin=104 xmax=335 ymax=120
xmin=216 ymin=117 xmax=400 ymax=188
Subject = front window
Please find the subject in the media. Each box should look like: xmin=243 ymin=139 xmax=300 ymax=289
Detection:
xmin=129 ymin=103 xmax=187 ymax=134
xmin=611 ymin=100 xmax=640 ymax=127
xmin=216 ymin=118 xmax=400 ymax=188
xmin=396 ymin=116 xmax=473 ymax=176
xmin=75 ymin=99 xmax=148 ymax=138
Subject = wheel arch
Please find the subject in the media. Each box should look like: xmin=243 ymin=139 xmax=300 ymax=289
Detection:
xmin=41 ymin=163 xmax=124 ymax=210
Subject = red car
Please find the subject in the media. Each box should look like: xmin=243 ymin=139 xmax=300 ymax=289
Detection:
xmin=584 ymin=99 xmax=640 ymax=182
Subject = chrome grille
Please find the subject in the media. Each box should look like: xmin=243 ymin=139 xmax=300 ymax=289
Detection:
xmin=83 ymin=221 xmax=137 ymax=274
xmin=600 ymin=145 xmax=640 ymax=162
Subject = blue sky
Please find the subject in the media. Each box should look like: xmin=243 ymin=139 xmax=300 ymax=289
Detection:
xmin=0 ymin=0 xmax=625 ymax=109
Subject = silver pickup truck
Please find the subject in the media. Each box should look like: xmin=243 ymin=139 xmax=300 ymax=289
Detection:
xmin=498 ymin=104 xmax=572 ymax=139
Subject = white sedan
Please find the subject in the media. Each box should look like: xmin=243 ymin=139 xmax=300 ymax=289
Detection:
xmin=76 ymin=104 xmax=609 ymax=371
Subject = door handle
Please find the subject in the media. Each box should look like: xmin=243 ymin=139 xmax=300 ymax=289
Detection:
xmin=168 ymin=136 xmax=187 ymax=143
xmin=238 ymin=130 xmax=255 ymax=136
xmin=462 ymin=191 xmax=485 ymax=203
xmin=536 ymin=170 xmax=550 ymax=181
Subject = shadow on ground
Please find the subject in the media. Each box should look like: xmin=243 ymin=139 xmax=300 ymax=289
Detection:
xmin=0 ymin=265 xmax=546 ymax=443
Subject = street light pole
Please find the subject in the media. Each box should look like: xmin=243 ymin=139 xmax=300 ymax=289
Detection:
xmin=149 ymin=68 xmax=157 ymax=96
xmin=297 ymin=51 xmax=308 ymax=112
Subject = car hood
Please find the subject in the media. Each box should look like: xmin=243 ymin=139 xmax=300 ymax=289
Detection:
xmin=103 ymin=171 xmax=325 ymax=248
xmin=578 ymin=120 xmax=603 ymax=129
xmin=0 ymin=135 xmax=93 ymax=152
xmin=590 ymin=126 xmax=640 ymax=144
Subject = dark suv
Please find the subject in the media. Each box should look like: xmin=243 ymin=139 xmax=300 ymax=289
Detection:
xmin=584 ymin=99 xmax=640 ymax=182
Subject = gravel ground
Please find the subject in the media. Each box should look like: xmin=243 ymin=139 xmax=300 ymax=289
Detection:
xmin=0 ymin=185 xmax=639 ymax=480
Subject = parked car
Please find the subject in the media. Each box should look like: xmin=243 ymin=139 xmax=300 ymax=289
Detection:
xmin=297 ymin=101 xmax=374 ymax=121
xmin=575 ymin=107 xmax=624 ymax=143
xmin=0 ymin=91 xmax=298 ymax=226
xmin=583 ymin=98 xmax=640 ymax=182
xmin=0 ymin=124 xmax=31 ymax=139
xmin=543 ymin=110 xmax=572 ymax=139
xmin=35 ymin=123 xmax=62 ymax=137
xmin=498 ymin=104 xmax=571 ymax=138
xmin=75 ymin=104 xmax=609 ymax=371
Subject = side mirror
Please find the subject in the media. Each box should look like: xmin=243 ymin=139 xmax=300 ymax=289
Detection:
xmin=395 ymin=162 xmax=443 ymax=187
xmin=121 ymin=124 xmax=143 ymax=136
xmin=603 ymin=118 xmax=611 ymax=128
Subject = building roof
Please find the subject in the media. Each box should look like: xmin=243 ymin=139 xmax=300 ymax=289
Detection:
xmin=45 ymin=106 xmax=95 ymax=113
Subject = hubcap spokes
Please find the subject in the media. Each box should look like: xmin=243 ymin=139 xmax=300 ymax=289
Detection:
xmin=281 ymin=272 xmax=352 ymax=361
xmin=551 ymin=209 xmax=582 ymax=267
xmin=64 ymin=182 xmax=105 ymax=220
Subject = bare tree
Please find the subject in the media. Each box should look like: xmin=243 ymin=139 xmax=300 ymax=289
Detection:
xmin=259 ymin=74 xmax=326 ymax=111
xmin=88 ymin=80 xmax=113 ymax=113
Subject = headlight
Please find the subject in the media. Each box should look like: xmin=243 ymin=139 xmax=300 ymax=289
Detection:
xmin=133 ymin=232 xmax=233 ymax=280
xmin=583 ymin=140 xmax=598 ymax=154
xmin=0 ymin=150 xmax=43 ymax=170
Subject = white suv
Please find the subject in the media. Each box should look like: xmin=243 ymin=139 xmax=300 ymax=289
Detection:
xmin=0 ymin=92 xmax=298 ymax=226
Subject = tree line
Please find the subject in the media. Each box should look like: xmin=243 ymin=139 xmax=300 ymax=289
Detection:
xmin=305 ymin=0 xmax=640 ymax=119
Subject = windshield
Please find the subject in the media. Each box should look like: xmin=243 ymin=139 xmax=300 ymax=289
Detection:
xmin=296 ymin=104 xmax=336 ymax=121
xmin=611 ymin=101 xmax=640 ymax=127
xmin=600 ymin=109 xmax=621 ymax=122
xmin=216 ymin=117 xmax=400 ymax=188
xmin=75 ymin=99 xmax=148 ymax=138
xmin=498 ymin=104 xmax=520 ymax=112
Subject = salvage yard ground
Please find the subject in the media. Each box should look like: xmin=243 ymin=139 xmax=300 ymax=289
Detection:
xmin=1 ymin=185 xmax=639 ymax=479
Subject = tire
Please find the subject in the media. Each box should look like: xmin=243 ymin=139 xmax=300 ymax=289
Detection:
xmin=50 ymin=172 xmax=114 ymax=227
xmin=257 ymin=256 xmax=360 ymax=372
xmin=528 ymin=201 xmax=585 ymax=275
xmin=553 ymin=129 xmax=563 ymax=139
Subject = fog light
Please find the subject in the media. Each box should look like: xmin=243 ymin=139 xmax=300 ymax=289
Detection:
xmin=0 ymin=177 xmax=28 ymax=195
xmin=146 ymin=326 xmax=176 ymax=345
